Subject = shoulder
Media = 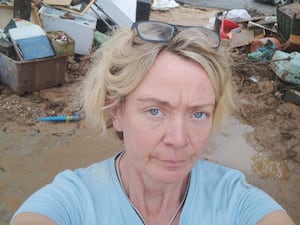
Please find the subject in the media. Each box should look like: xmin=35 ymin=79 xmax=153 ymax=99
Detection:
xmin=50 ymin=154 xmax=118 ymax=195
xmin=11 ymin=155 xmax=119 ymax=225
xmin=192 ymin=160 xmax=267 ymax=198
xmin=194 ymin=159 xmax=246 ymax=183
xmin=74 ymin=156 xmax=115 ymax=180
xmin=187 ymin=160 xmax=285 ymax=225
xmin=52 ymin=156 xmax=114 ymax=184
xmin=190 ymin=160 xmax=250 ymax=204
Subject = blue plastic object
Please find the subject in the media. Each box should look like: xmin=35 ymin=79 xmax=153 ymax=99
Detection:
xmin=16 ymin=36 xmax=55 ymax=60
xmin=37 ymin=114 xmax=80 ymax=122
xmin=248 ymin=39 xmax=276 ymax=62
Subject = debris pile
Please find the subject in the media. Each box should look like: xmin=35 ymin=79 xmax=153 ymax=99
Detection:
xmin=0 ymin=0 xmax=135 ymax=95
xmin=214 ymin=5 xmax=300 ymax=106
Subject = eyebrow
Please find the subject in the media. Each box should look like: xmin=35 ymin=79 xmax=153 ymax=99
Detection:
xmin=136 ymin=96 xmax=215 ymax=109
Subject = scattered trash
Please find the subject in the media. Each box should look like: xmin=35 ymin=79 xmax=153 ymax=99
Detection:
xmin=249 ymin=36 xmax=282 ymax=53
xmin=0 ymin=0 xmax=299 ymax=101
xmin=226 ymin=9 xmax=251 ymax=22
xmin=6 ymin=19 xmax=55 ymax=60
xmin=248 ymin=76 xmax=259 ymax=83
xmin=270 ymin=50 xmax=300 ymax=85
xmin=263 ymin=16 xmax=277 ymax=24
xmin=248 ymin=39 xmax=277 ymax=62
xmin=276 ymin=83 xmax=300 ymax=106
xmin=94 ymin=31 xmax=110 ymax=45
xmin=277 ymin=3 xmax=300 ymax=50
xmin=151 ymin=0 xmax=180 ymax=10
xmin=282 ymin=89 xmax=300 ymax=106
xmin=47 ymin=31 xmax=75 ymax=56
xmin=248 ymin=21 xmax=277 ymax=34
xmin=220 ymin=18 xmax=240 ymax=39
xmin=39 ymin=6 xmax=97 ymax=55
xmin=43 ymin=0 xmax=72 ymax=6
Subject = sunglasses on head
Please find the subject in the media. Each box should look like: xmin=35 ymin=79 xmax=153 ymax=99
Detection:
xmin=131 ymin=20 xmax=220 ymax=49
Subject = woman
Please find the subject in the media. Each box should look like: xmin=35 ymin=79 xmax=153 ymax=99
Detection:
xmin=11 ymin=21 xmax=295 ymax=225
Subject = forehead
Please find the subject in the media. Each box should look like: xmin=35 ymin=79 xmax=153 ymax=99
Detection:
xmin=127 ymin=51 xmax=216 ymax=105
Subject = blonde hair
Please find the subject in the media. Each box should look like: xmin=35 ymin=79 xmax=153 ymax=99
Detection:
xmin=82 ymin=27 xmax=234 ymax=137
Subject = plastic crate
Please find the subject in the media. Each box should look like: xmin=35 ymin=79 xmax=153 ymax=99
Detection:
xmin=0 ymin=53 xmax=67 ymax=95
xmin=277 ymin=3 xmax=300 ymax=44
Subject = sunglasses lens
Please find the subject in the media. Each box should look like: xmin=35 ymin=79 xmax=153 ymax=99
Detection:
xmin=136 ymin=22 xmax=174 ymax=42
xmin=133 ymin=21 xmax=220 ymax=48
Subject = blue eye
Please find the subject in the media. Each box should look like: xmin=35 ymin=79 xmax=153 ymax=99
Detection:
xmin=193 ymin=112 xmax=206 ymax=119
xmin=148 ymin=108 xmax=160 ymax=116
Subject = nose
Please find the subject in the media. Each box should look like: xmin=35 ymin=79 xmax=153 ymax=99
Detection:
xmin=163 ymin=116 xmax=189 ymax=149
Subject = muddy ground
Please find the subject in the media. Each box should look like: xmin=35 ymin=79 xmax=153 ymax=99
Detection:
xmin=0 ymin=5 xmax=299 ymax=225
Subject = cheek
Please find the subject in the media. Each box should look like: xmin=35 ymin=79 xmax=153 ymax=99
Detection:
xmin=122 ymin=125 xmax=156 ymax=160
xmin=123 ymin=120 xmax=157 ymax=145
xmin=194 ymin=134 xmax=209 ymax=150
xmin=122 ymin=117 xmax=162 ymax=151
xmin=190 ymin=123 xmax=213 ymax=149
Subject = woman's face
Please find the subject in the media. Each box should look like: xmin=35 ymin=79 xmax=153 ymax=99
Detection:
xmin=112 ymin=51 xmax=216 ymax=184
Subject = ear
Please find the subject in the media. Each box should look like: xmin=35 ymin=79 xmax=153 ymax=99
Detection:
xmin=110 ymin=104 xmax=123 ymax=132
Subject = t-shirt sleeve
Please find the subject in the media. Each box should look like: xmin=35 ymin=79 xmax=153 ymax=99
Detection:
xmin=188 ymin=161 xmax=285 ymax=225
xmin=222 ymin=169 xmax=285 ymax=225
xmin=10 ymin=170 xmax=96 ymax=225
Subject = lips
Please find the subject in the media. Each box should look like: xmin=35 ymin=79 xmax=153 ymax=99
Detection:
xmin=160 ymin=159 xmax=186 ymax=168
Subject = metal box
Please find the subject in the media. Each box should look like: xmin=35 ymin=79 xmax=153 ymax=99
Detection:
xmin=277 ymin=3 xmax=300 ymax=45
xmin=0 ymin=53 xmax=67 ymax=95
xmin=39 ymin=6 xmax=97 ymax=55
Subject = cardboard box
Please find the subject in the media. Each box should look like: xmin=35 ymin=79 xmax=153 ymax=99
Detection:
xmin=39 ymin=6 xmax=97 ymax=55
xmin=54 ymin=0 xmax=95 ymax=15
xmin=47 ymin=31 xmax=75 ymax=56
xmin=0 ymin=53 xmax=67 ymax=95
xmin=43 ymin=0 xmax=72 ymax=6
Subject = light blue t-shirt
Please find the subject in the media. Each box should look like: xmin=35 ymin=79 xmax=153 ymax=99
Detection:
xmin=11 ymin=152 xmax=283 ymax=225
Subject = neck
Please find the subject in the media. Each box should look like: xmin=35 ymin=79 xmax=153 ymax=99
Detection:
xmin=116 ymin=152 xmax=190 ymax=225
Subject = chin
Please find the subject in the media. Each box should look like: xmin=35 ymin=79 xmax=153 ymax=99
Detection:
xmin=152 ymin=168 xmax=190 ymax=184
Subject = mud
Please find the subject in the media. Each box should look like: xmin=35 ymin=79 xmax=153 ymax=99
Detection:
xmin=0 ymin=5 xmax=299 ymax=225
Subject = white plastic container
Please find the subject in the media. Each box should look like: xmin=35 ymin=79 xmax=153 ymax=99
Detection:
xmin=39 ymin=6 xmax=97 ymax=55
xmin=87 ymin=0 xmax=135 ymax=26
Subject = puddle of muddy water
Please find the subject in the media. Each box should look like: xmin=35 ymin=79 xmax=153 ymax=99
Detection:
xmin=202 ymin=117 xmax=299 ymax=224
xmin=203 ymin=117 xmax=292 ymax=181
xmin=203 ymin=117 xmax=257 ymax=173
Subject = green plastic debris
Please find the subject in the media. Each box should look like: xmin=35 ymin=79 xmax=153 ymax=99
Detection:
xmin=94 ymin=31 xmax=110 ymax=45
xmin=248 ymin=39 xmax=276 ymax=62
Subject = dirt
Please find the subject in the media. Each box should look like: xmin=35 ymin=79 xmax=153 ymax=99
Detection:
xmin=0 ymin=5 xmax=299 ymax=225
